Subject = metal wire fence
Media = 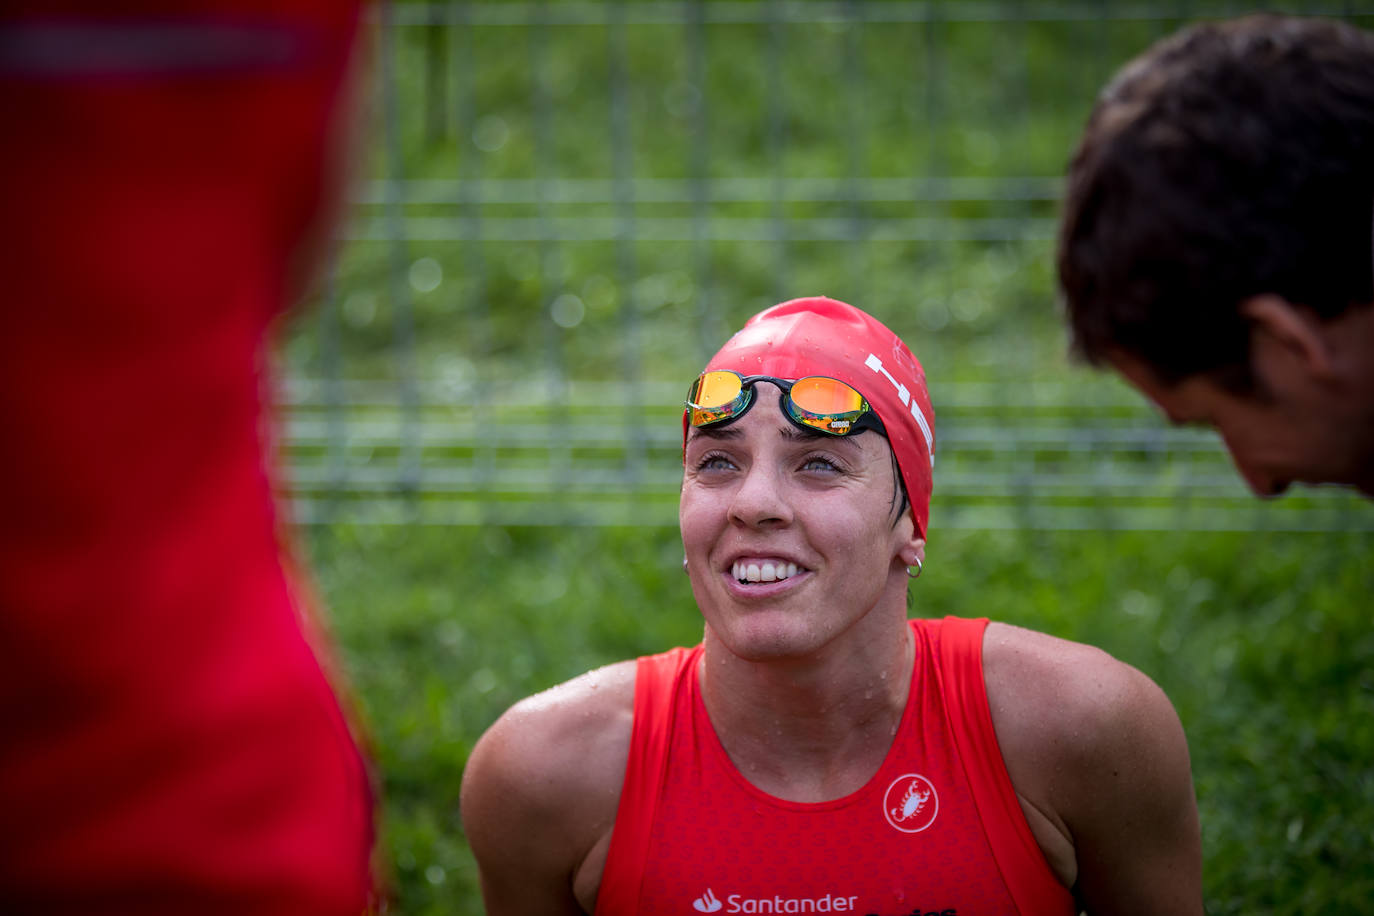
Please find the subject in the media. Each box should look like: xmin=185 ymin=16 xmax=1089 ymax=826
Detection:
xmin=279 ymin=0 xmax=1374 ymax=531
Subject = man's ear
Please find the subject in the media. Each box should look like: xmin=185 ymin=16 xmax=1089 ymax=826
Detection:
xmin=1241 ymin=294 xmax=1337 ymax=383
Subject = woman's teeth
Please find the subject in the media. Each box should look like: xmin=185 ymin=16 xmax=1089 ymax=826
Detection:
xmin=732 ymin=561 xmax=800 ymax=583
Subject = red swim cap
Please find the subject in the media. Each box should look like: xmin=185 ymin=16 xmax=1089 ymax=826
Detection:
xmin=685 ymin=297 xmax=935 ymax=539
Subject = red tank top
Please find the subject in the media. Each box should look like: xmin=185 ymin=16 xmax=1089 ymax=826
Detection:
xmin=596 ymin=617 xmax=1074 ymax=916
xmin=0 ymin=4 xmax=372 ymax=911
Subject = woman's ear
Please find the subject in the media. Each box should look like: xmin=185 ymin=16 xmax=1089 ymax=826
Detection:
xmin=900 ymin=538 xmax=926 ymax=569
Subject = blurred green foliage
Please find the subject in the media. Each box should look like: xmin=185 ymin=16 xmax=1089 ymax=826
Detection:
xmin=283 ymin=5 xmax=1193 ymax=386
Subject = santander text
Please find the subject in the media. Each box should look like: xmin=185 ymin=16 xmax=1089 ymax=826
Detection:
xmin=725 ymin=893 xmax=859 ymax=913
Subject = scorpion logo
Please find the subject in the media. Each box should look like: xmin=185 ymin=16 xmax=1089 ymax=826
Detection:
xmin=882 ymin=773 xmax=939 ymax=834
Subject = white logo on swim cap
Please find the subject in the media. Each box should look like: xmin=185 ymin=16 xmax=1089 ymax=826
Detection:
xmin=864 ymin=353 xmax=934 ymax=466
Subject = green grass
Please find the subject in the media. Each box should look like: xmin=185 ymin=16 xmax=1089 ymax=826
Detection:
xmin=303 ymin=522 xmax=1374 ymax=914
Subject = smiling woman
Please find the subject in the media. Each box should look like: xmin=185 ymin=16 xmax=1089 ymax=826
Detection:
xmin=460 ymin=297 xmax=1204 ymax=916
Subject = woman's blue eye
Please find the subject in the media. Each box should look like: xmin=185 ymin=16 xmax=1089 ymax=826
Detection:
xmin=697 ymin=453 xmax=735 ymax=471
xmin=802 ymin=456 xmax=839 ymax=472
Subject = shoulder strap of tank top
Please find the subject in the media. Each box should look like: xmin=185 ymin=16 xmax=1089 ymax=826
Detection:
xmin=928 ymin=616 xmax=1075 ymax=916
xmin=593 ymin=645 xmax=698 ymax=916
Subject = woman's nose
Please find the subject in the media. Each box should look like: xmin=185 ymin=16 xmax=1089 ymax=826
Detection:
xmin=728 ymin=461 xmax=794 ymax=529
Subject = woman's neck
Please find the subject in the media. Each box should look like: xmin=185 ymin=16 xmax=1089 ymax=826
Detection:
xmin=698 ymin=616 xmax=916 ymax=803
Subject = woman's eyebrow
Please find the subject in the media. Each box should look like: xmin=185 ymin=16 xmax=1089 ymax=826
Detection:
xmin=779 ymin=425 xmax=867 ymax=449
xmin=688 ymin=425 xmax=744 ymax=442
xmin=688 ymin=424 xmax=866 ymax=446
xmin=779 ymin=425 xmax=828 ymax=443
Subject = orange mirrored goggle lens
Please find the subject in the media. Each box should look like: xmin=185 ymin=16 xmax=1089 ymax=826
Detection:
xmin=685 ymin=370 xmax=751 ymax=426
xmin=688 ymin=370 xmax=748 ymax=408
xmin=788 ymin=376 xmax=866 ymax=419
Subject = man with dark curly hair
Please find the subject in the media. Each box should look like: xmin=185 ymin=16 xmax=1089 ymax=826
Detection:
xmin=1057 ymin=13 xmax=1374 ymax=497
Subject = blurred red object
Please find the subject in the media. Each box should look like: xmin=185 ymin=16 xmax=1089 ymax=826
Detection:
xmin=0 ymin=2 xmax=375 ymax=913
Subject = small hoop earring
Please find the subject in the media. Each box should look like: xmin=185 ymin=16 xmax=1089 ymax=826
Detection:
xmin=906 ymin=557 xmax=922 ymax=579
xmin=682 ymin=556 xmax=689 ymax=574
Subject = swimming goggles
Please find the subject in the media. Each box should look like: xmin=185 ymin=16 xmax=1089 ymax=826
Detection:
xmin=685 ymin=370 xmax=886 ymax=438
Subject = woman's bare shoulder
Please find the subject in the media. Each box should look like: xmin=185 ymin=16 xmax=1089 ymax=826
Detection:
xmin=982 ymin=621 xmax=1178 ymax=752
xmin=464 ymin=658 xmax=639 ymax=806
xmin=980 ymin=621 xmax=1200 ymax=910
xmin=459 ymin=658 xmax=639 ymax=911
